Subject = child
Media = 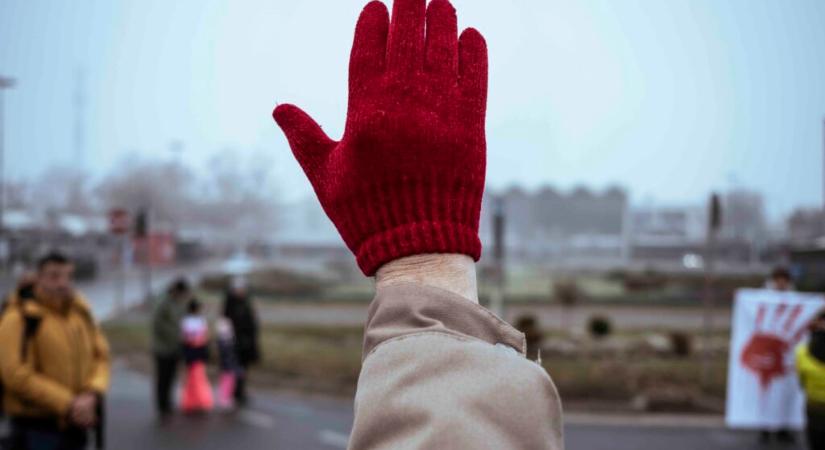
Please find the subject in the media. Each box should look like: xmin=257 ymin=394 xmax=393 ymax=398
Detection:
xmin=796 ymin=309 xmax=825 ymax=450
xmin=180 ymin=299 xmax=213 ymax=413
xmin=216 ymin=317 xmax=240 ymax=410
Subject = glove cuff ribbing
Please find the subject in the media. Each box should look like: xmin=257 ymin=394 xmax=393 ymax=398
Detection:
xmin=329 ymin=173 xmax=484 ymax=275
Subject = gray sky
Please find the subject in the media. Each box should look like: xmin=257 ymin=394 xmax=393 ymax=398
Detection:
xmin=1 ymin=0 xmax=824 ymax=220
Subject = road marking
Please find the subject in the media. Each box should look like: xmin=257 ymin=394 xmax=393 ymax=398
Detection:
xmin=564 ymin=412 xmax=724 ymax=429
xmin=269 ymin=403 xmax=313 ymax=418
xmin=318 ymin=429 xmax=349 ymax=448
xmin=239 ymin=410 xmax=276 ymax=429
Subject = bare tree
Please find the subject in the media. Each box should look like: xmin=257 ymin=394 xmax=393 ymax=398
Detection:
xmin=96 ymin=156 xmax=194 ymax=226
xmin=96 ymin=151 xmax=279 ymax=240
xmin=31 ymin=166 xmax=96 ymax=214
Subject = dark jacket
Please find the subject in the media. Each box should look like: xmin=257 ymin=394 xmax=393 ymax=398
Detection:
xmin=222 ymin=293 xmax=260 ymax=366
xmin=810 ymin=330 xmax=825 ymax=363
xmin=217 ymin=338 xmax=239 ymax=372
xmin=152 ymin=296 xmax=187 ymax=357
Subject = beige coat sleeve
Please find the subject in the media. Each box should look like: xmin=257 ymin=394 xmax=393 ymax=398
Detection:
xmin=348 ymin=282 xmax=564 ymax=450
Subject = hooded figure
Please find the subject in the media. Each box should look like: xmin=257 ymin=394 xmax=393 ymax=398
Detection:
xmin=222 ymin=277 xmax=259 ymax=405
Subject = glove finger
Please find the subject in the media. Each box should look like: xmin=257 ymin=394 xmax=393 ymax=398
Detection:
xmin=350 ymin=1 xmax=389 ymax=94
xmin=425 ymin=0 xmax=458 ymax=77
xmin=387 ymin=0 xmax=425 ymax=75
xmin=458 ymin=27 xmax=488 ymax=113
xmin=273 ymin=104 xmax=336 ymax=174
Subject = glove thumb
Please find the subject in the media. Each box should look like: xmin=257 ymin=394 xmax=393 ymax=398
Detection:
xmin=273 ymin=104 xmax=336 ymax=174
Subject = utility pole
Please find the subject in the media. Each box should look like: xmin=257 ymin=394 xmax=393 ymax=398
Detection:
xmin=74 ymin=69 xmax=86 ymax=169
xmin=109 ymin=209 xmax=130 ymax=313
xmin=702 ymin=193 xmax=722 ymax=387
xmin=490 ymin=196 xmax=506 ymax=317
xmin=135 ymin=208 xmax=152 ymax=305
xmin=0 ymin=76 xmax=16 ymax=271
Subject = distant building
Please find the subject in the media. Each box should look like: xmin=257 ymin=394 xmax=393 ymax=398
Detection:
xmin=480 ymin=185 xmax=628 ymax=265
xmin=629 ymin=206 xmax=706 ymax=244
xmin=627 ymin=192 xmax=768 ymax=269
xmin=787 ymin=208 xmax=825 ymax=246
xmin=626 ymin=205 xmax=706 ymax=266
xmin=720 ymin=189 xmax=767 ymax=244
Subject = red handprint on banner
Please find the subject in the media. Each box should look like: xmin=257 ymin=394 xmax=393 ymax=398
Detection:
xmin=740 ymin=302 xmax=807 ymax=392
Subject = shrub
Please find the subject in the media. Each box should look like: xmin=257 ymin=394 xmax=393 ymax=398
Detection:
xmin=588 ymin=315 xmax=612 ymax=339
xmin=668 ymin=332 xmax=693 ymax=357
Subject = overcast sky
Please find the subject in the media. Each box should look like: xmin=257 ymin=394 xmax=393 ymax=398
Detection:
xmin=1 ymin=0 xmax=824 ymax=220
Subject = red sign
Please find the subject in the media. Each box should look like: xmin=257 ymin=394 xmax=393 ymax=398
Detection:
xmin=133 ymin=232 xmax=176 ymax=266
xmin=109 ymin=209 xmax=130 ymax=234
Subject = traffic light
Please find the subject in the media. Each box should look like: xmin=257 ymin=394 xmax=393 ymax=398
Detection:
xmin=134 ymin=209 xmax=148 ymax=238
xmin=709 ymin=193 xmax=722 ymax=232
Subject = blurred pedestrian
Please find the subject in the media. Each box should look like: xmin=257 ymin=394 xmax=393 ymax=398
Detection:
xmin=180 ymin=299 xmax=213 ymax=414
xmin=796 ymin=309 xmax=825 ymax=450
xmin=222 ymin=277 xmax=259 ymax=406
xmin=215 ymin=317 xmax=239 ymax=410
xmin=151 ymin=278 xmax=190 ymax=419
xmin=768 ymin=266 xmax=794 ymax=292
xmin=0 ymin=252 xmax=110 ymax=450
xmin=759 ymin=266 xmax=797 ymax=444
xmin=272 ymin=0 xmax=563 ymax=447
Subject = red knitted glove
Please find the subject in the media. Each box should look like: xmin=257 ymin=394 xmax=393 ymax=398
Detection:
xmin=273 ymin=0 xmax=488 ymax=276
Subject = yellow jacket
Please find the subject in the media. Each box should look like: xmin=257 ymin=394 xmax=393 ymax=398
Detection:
xmin=796 ymin=342 xmax=825 ymax=405
xmin=0 ymin=289 xmax=110 ymax=418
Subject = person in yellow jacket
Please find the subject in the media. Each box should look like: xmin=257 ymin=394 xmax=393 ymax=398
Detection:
xmin=797 ymin=309 xmax=825 ymax=450
xmin=0 ymin=252 xmax=110 ymax=450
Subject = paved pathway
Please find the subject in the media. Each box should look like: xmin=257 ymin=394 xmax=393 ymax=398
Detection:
xmin=106 ymin=364 xmax=805 ymax=450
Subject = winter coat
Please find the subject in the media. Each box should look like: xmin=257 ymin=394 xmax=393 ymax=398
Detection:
xmin=181 ymin=315 xmax=210 ymax=365
xmin=797 ymin=331 xmax=825 ymax=406
xmin=222 ymin=293 xmax=260 ymax=366
xmin=152 ymin=296 xmax=187 ymax=357
xmin=217 ymin=338 xmax=239 ymax=372
xmin=348 ymin=282 xmax=564 ymax=450
xmin=0 ymin=288 xmax=110 ymax=418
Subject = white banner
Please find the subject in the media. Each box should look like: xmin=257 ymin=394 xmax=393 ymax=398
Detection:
xmin=725 ymin=289 xmax=825 ymax=429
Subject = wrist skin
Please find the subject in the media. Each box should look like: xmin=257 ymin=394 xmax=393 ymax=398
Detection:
xmin=375 ymin=254 xmax=479 ymax=304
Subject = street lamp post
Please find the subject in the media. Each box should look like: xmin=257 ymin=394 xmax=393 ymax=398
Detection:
xmin=0 ymin=76 xmax=16 ymax=271
xmin=702 ymin=193 xmax=722 ymax=387
xmin=490 ymin=196 xmax=506 ymax=317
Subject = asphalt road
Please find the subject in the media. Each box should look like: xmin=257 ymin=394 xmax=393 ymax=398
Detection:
xmin=106 ymin=364 xmax=807 ymax=450
xmin=108 ymin=363 xmax=353 ymax=450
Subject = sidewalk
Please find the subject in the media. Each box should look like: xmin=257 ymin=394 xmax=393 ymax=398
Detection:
xmin=103 ymin=360 xmax=801 ymax=450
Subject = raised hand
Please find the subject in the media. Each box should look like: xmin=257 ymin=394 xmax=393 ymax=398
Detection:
xmin=274 ymin=0 xmax=488 ymax=276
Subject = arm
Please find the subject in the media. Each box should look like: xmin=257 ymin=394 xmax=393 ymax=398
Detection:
xmin=272 ymin=0 xmax=564 ymax=448
xmin=0 ymin=311 xmax=75 ymax=415
xmin=375 ymin=254 xmax=478 ymax=303
xmin=83 ymin=322 xmax=111 ymax=394
xmin=348 ymin=255 xmax=563 ymax=449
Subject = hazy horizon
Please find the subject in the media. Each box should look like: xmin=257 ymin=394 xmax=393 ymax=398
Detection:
xmin=2 ymin=0 xmax=824 ymax=221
